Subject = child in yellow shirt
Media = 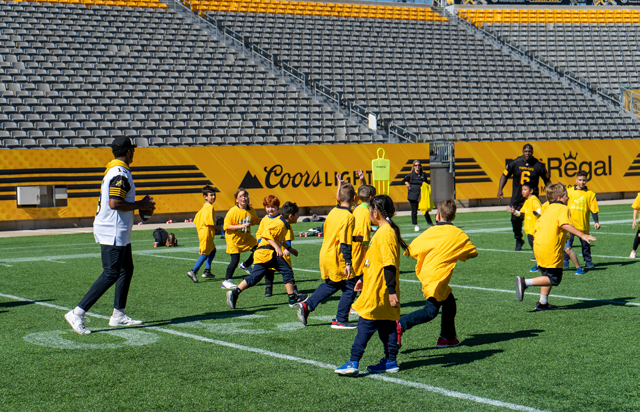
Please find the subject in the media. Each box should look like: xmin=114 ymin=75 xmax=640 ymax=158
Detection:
xmin=187 ymin=185 xmax=222 ymax=283
xmin=226 ymin=196 xmax=308 ymax=308
xmin=630 ymin=192 xmax=640 ymax=258
xmin=296 ymin=183 xmax=357 ymax=329
xmin=222 ymin=188 xmax=261 ymax=289
xmin=396 ymin=199 xmax=478 ymax=350
xmin=516 ymin=183 xmax=596 ymax=310
xmin=507 ymin=183 xmax=541 ymax=272
xmin=334 ymin=195 xmax=408 ymax=376
xmin=563 ymin=171 xmax=600 ymax=273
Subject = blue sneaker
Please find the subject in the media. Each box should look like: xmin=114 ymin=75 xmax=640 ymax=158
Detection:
xmin=563 ymin=261 xmax=570 ymax=269
xmin=366 ymin=357 xmax=400 ymax=374
xmin=585 ymin=262 xmax=595 ymax=269
xmin=530 ymin=265 xmax=539 ymax=273
xmin=335 ymin=361 xmax=359 ymax=376
xmin=575 ymin=268 xmax=585 ymax=276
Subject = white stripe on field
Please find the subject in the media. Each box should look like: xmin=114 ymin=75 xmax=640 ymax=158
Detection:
xmin=0 ymin=291 xmax=549 ymax=412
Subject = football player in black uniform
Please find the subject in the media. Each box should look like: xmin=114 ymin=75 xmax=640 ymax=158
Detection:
xmin=497 ymin=144 xmax=550 ymax=251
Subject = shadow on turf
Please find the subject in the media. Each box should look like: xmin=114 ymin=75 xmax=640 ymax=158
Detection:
xmin=152 ymin=308 xmax=279 ymax=326
xmin=400 ymin=349 xmax=503 ymax=370
xmin=400 ymin=330 xmax=544 ymax=355
xmin=554 ymin=296 xmax=637 ymax=311
xmin=0 ymin=300 xmax=54 ymax=311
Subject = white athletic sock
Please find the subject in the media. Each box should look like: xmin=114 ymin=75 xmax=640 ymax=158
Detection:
xmin=73 ymin=307 xmax=85 ymax=316
xmin=540 ymin=295 xmax=549 ymax=304
xmin=112 ymin=308 xmax=125 ymax=318
xmin=525 ymin=279 xmax=534 ymax=287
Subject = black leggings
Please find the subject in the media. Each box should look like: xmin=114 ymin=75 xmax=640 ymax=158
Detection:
xmin=633 ymin=230 xmax=640 ymax=251
xmin=225 ymin=251 xmax=255 ymax=280
xmin=409 ymin=201 xmax=433 ymax=226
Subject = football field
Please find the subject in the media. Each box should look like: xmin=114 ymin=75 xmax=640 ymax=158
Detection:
xmin=2 ymin=204 xmax=640 ymax=412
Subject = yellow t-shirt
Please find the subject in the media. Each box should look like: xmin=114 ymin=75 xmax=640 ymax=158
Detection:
xmin=567 ymin=186 xmax=599 ymax=234
xmin=319 ymin=206 xmax=355 ymax=282
xmin=352 ymin=224 xmax=400 ymax=321
xmin=253 ymin=215 xmax=289 ymax=264
xmin=223 ymin=205 xmax=260 ymax=254
xmin=194 ymin=202 xmax=216 ymax=255
xmin=520 ymin=195 xmax=542 ymax=236
xmin=632 ymin=193 xmax=640 ymax=210
xmin=533 ymin=202 xmax=572 ymax=269
xmin=406 ymin=223 xmax=477 ymax=302
xmin=541 ymin=201 xmax=550 ymax=214
xmin=352 ymin=203 xmax=371 ymax=276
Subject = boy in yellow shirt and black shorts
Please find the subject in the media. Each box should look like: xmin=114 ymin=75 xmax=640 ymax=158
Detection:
xmin=396 ymin=199 xmax=478 ymax=349
xmin=226 ymin=196 xmax=308 ymax=308
xmin=516 ymin=183 xmax=596 ymax=310
xmin=563 ymin=171 xmax=600 ymax=273
xmin=187 ymin=185 xmax=222 ymax=283
xmin=630 ymin=192 xmax=640 ymax=258
xmin=335 ymin=195 xmax=408 ymax=376
xmin=296 ymin=183 xmax=357 ymax=329
xmin=507 ymin=183 xmax=541 ymax=272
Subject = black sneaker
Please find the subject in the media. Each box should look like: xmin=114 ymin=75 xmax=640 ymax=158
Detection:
xmin=264 ymin=286 xmax=273 ymax=297
xmin=515 ymin=276 xmax=527 ymax=302
xmin=535 ymin=302 xmax=558 ymax=311
xmin=296 ymin=302 xmax=309 ymax=326
xmin=226 ymin=289 xmax=238 ymax=309
xmin=331 ymin=319 xmax=357 ymax=329
xmin=288 ymin=292 xmax=308 ymax=307
xmin=515 ymin=239 xmax=525 ymax=251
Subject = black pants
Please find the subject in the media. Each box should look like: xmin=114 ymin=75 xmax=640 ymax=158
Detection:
xmin=306 ymin=277 xmax=359 ymax=323
xmin=350 ymin=318 xmax=399 ymax=362
xmin=243 ymin=255 xmax=294 ymax=287
xmin=409 ymin=200 xmax=433 ymax=226
xmin=399 ymin=293 xmax=457 ymax=341
xmin=633 ymin=230 xmax=640 ymax=251
xmin=225 ymin=250 xmax=255 ymax=280
xmin=511 ymin=211 xmax=524 ymax=242
xmin=527 ymin=234 xmax=534 ymax=249
xmin=78 ymin=243 xmax=134 ymax=312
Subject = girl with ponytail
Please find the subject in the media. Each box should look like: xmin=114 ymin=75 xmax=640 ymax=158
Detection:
xmin=335 ymin=194 xmax=406 ymax=376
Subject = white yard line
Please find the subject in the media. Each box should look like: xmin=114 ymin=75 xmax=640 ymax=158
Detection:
xmin=0 ymin=291 xmax=549 ymax=412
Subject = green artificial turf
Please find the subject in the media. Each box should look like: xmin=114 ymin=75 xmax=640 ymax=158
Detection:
xmin=1 ymin=204 xmax=640 ymax=411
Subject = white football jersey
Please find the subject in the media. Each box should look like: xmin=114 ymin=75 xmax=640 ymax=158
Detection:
xmin=93 ymin=164 xmax=136 ymax=246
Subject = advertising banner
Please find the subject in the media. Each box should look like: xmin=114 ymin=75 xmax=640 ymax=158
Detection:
xmin=455 ymin=140 xmax=640 ymax=200
xmin=456 ymin=0 xmax=640 ymax=5
xmin=0 ymin=144 xmax=431 ymax=222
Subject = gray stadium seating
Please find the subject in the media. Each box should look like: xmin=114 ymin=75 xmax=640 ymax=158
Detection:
xmin=207 ymin=11 xmax=638 ymax=141
xmin=0 ymin=2 xmax=374 ymax=148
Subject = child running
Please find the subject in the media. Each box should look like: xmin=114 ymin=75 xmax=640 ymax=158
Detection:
xmin=396 ymin=199 xmax=478 ymax=350
xmin=222 ymin=188 xmax=261 ymax=289
xmin=516 ymin=183 xmax=596 ymax=310
xmin=506 ymin=183 xmax=541 ymax=272
xmin=226 ymin=197 xmax=307 ymax=308
xmin=563 ymin=170 xmax=600 ymax=273
xmin=334 ymin=195 xmax=407 ymax=376
xmin=630 ymin=192 xmax=640 ymax=258
xmin=295 ymin=183 xmax=357 ymax=329
xmin=187 ymin=185 xmax=221 ymax=283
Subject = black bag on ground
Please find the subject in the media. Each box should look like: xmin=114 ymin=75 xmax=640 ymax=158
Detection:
xmin=153 ymin=228 xmax=178 ymax=247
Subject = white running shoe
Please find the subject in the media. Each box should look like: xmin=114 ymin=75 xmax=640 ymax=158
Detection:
xmin=239 ymin=262 xmax=252 ymax=275
xmin=187 ymin=270 xmax=199 ymax=283
xmin=109 ymin=314 xmax=143 ymax=327
xmin=414 ymin=225 xmax=420 ymax=232
xmin=631 ymin=250 xmax=637 ymax=259
xmin=65 ymin=310 xmax=91 ymax=335
xmin=221 ymin=279 xmax=237 ymax=289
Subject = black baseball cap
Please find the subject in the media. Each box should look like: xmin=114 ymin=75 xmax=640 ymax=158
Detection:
xmin=112 ymin=136 xmax=136 ymax=150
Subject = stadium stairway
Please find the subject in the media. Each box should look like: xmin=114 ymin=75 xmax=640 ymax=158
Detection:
xmin=196 ymin=1 xmax=636 ymax=142
xmin=0 ymin=0 xmax=386 ymax=149
xmin=457 ymin=8 xmax=640 ymax=94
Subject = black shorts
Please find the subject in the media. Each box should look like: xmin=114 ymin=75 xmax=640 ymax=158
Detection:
xmin=540 ymin=267 xmax=563 ymax=286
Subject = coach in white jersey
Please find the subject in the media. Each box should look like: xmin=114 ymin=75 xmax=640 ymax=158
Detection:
xmin=65 ymin=136 xmax=155 ymax=335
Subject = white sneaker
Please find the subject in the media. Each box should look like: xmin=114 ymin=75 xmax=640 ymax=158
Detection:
xmin=65 ymin=310 xmax=91 ymax=335
xmin=414 ymin=225 xmax=420 ymax=232
xmin=109 ymin=314 xmax=143 ymax=327
xmin=239 ymin=262 xmax=252 ymax=275
xmin=631 ymin=250 xmax=637 ymax=259
xmin=201 ymin=270 xmax=215 ymax=278
xmin=221 ymin=279 xmax=237 ymax=289
xmin=187 ymin=270 xmax=199 ymax=283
